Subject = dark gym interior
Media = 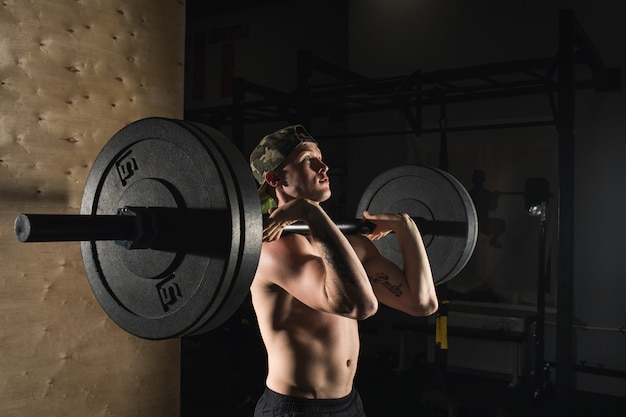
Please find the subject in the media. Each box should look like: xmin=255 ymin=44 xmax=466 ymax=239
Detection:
xmin=1 ymin=1 xmax=625 ymax=417
xmin=181 ymin=1 xmax=626 ymax=416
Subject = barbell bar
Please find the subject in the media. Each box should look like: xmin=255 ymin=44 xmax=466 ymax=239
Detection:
xmin=14 ymin=117 xmax=477 ymax=340
xmin=15 ymin=211 xmax=467 ymax=247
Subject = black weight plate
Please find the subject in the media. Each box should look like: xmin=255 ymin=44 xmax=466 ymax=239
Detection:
xmin=178 ymin=121 xmax=262 ymax=337
xmin=356 ymin=165 xmax=477 ymax=286
xmin=80 ymin=118 xmax=262 ymax=339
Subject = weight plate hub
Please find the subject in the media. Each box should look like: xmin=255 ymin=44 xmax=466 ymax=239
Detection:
xmin=80 ymin=118 xmax=262 ymax=339
xmin=357 ymin=165 xmax=477 ymax=286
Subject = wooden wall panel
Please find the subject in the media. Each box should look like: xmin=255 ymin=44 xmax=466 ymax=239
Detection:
xmin=0 ymin=1 xmax=185 ymax=416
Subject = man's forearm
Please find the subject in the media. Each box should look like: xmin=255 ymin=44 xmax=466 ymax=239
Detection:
xmin=306 ymin=208 xmax=378 ymax=317
xmin=394 ymin=215 xmax=438 ymax=314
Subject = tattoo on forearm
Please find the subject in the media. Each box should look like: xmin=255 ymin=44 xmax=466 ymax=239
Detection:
xmin=371 ymin=273 xmax=404 ymax=297
xmin=317 ymin=237 xmax=357 ymax=286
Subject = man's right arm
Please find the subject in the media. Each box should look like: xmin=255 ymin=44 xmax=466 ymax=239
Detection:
xmin=258 ymin=199 xmax=378 ymax=319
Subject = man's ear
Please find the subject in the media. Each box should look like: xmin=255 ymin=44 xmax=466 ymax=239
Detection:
xmin=264 ymin=170 xmax=280 ymax=187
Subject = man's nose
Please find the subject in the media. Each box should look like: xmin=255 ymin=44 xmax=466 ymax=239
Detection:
xmin=314 ymin=159 xmax=329 ymax=173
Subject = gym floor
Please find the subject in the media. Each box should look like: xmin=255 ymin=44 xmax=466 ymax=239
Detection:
xmin=181 ymin=306 xmax=626 ymax=417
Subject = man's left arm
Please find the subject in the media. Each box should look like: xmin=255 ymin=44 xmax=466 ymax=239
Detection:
xmin=350 ymin=211 xmax=438 ymax=317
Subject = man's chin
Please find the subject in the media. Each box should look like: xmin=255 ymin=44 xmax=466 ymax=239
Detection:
xmin=318 ymin=190 xmax=332 ymax=203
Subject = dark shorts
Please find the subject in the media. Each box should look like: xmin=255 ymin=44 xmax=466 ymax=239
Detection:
xmin=254 ymin=386 xmax=366 ymax=417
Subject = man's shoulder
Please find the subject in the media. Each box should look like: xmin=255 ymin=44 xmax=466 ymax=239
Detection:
xmin=257 ymin=234 xmax=314 ymax=276
xmin=345 ymin=234 xmax=377 ymax=261
xmin=261 ymin=233 xmax=312 ymax=256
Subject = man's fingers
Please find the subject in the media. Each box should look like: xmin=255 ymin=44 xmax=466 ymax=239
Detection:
xmin=262 ymin=219 xmax=297 ymax=241
xmin=364 ymin=230 xmax=391 ymax=241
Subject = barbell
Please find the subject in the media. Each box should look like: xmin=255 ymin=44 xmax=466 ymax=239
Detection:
xmin=14 ymin=118 xmax=477 ymax=340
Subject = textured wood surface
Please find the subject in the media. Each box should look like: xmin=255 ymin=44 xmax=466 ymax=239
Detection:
xmin=0 ymin=1 xmax=185 ymax=416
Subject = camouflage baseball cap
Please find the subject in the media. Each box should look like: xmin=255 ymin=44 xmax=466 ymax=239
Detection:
xmin=249 ymin=125 xmax=317 ymax=213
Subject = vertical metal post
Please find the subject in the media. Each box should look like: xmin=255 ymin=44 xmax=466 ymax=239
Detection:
xmin=438 ymin=97 xmax=448 ymax=172
xmin=556 ymin=9 xmax=576 ymax=415
xmin=534 ymin=203 xmax=548 ymax=398
xmin=232 ymin=77 xmax=246 ymax=151
xmin=297 ymin=50 xmax=313 ymax=130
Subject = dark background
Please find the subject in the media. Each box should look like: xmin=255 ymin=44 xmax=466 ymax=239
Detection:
xmin=181 ymin=1 xmax=626 ymax=415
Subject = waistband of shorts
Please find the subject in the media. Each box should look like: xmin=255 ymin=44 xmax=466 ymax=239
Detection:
xmin=261 ymin=386 xmax=358 ymax=413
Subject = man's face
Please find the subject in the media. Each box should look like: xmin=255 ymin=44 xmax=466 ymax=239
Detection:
xmin=273 ymin=142 xmax=331 ymax=203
